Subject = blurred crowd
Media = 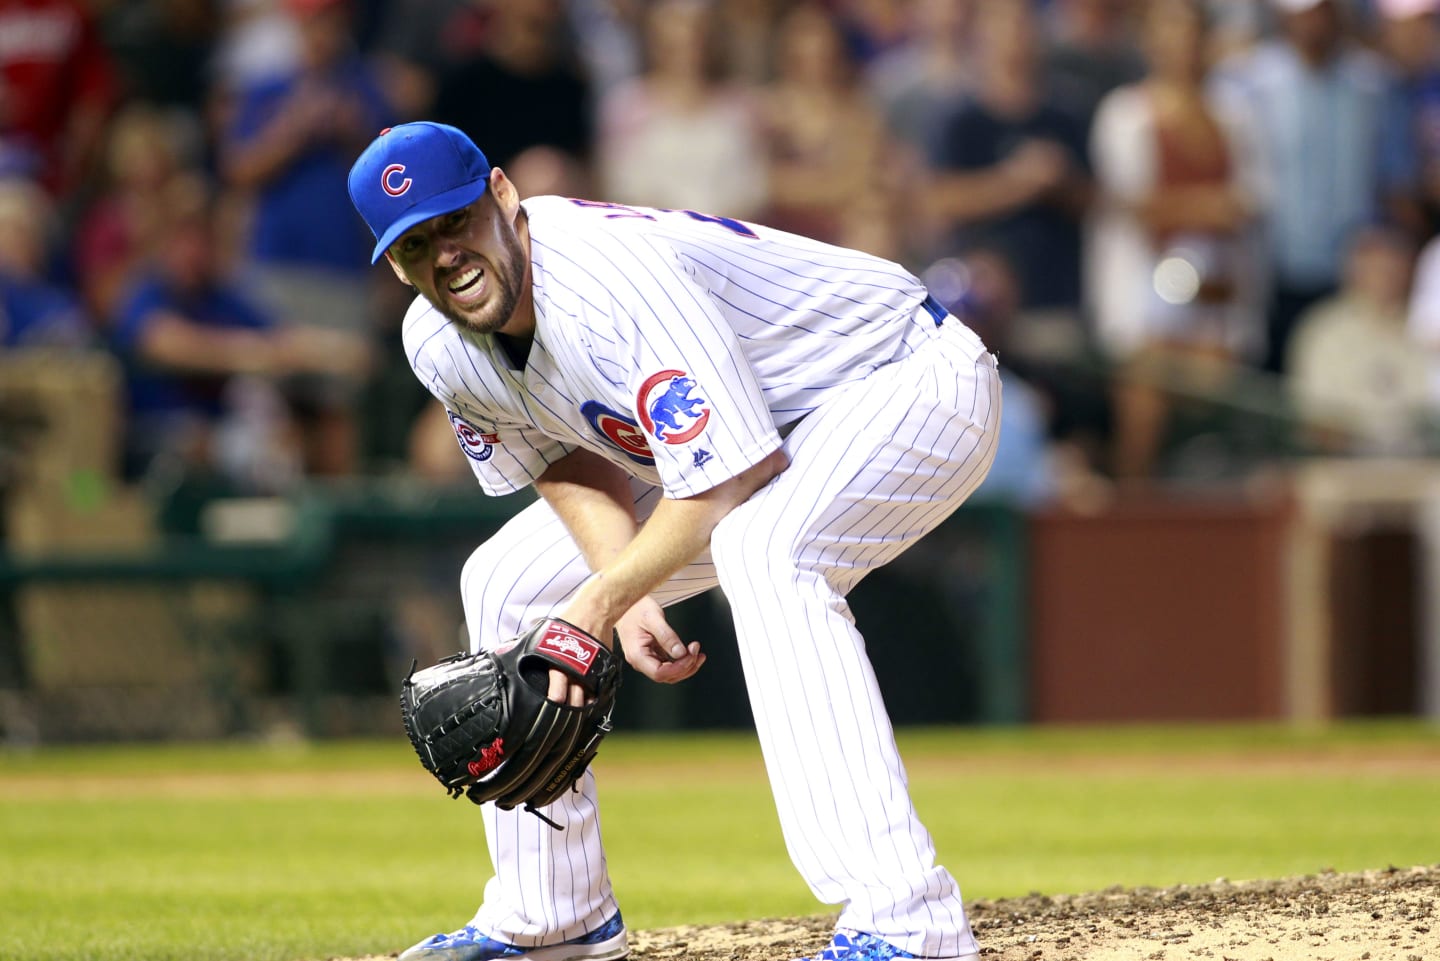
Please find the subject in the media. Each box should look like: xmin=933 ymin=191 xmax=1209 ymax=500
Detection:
xmin=6 ymin=0 xmax=1440 ymax=507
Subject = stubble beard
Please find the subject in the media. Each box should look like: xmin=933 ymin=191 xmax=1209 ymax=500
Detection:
xmin=438 ymin=226 xmax=527 ymax=336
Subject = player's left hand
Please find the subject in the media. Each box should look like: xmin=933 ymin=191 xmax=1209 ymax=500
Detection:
xmin=616 ymin=596 xmax=705 ymax=684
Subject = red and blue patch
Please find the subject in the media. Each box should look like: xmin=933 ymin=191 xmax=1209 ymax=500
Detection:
xmin=448 ymin=410 xmax=499 ymax=462
xmin=636 ymin=370 xmax=711 ymax=445
xmin=580 ymin=401 xmax=655 ymax=466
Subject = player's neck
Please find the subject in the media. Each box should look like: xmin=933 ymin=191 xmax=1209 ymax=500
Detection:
xmin=495 ymin=206 xmax=538 ymax=364
xmin=494 ymin=331 xmax=533 ymax=369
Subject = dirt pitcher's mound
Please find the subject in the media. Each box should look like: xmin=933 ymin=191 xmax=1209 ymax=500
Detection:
xmin=630 ymin=865 xmax=1440 ymax=961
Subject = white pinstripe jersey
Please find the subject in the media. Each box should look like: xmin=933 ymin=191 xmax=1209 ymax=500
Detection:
xmin=403 ymin=195 xmax=944 ymax=498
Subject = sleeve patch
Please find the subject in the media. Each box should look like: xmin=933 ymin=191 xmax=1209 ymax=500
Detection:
xmin=449 ymin=410 xmax=500 ymax=462
xmin=580 ymin=401 xmax=655 ymax=465
xmin=636 ymin=369 xmax=712 ymax=445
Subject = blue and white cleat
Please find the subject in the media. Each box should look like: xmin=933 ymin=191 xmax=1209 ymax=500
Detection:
xmin=397 ymin=912 xmax=628 ymax=961
xmin=792 ymin=929 xmax=980 ymax=961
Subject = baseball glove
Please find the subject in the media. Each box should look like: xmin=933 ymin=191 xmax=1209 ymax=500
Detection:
xmin=400 ymin=617 xmax=622 ymax=827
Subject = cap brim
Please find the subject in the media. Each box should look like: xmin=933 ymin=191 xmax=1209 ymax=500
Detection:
xmin=370 ymin=177 xmax=490 ymax=264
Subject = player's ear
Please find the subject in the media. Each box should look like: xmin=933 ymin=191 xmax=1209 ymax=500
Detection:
xmin=383 ymin=251 xmax=413 ymax=287
xmin=489 ymin=167 xmax=521 ymax=221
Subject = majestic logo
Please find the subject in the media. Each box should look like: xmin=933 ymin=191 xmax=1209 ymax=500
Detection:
xmin=692 ymin=448 xmax=713 ymax=468
xmin=537 ymin=622 xmax=599 ymax=676
xmin=636 ymin=370 xmax=711 ymax=445
xmin=382 ymin=163 xmax=412 ymax=197
xmin=468 ymin=738 xmax=506 ymax=777
xmin=580 ymin=401 xmax=655 ymax=465
xmin=448 ymin=410 xmax=497 ymax=461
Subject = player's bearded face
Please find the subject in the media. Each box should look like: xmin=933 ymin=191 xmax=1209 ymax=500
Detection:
xmin=391 ymin=199 xmax=527 ymax=336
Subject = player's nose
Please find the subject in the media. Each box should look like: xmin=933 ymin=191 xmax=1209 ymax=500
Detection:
xmin=433 ymin=237 xmax=465 ymax=267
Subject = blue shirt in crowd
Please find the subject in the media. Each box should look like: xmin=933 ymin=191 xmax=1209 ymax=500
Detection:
xmin=227 ymin=59 xmax=393 ymax=273
xmin=113 ymin=275 xmax=272 ymax=420
xmin=927 ymin=99 xmax=1091 ymax=312
xmin=1213 ymin=41 xmax=1415 ymax=289
xmin=0 ymin=273 xmax=89 ymax=349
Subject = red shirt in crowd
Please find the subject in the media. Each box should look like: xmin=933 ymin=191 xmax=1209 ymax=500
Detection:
xmin=0 ymin=0 xmax=116 ymax=192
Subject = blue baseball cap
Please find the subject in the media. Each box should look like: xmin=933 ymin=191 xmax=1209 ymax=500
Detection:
xmin=348 ymin=122 xmax=492 ymax=264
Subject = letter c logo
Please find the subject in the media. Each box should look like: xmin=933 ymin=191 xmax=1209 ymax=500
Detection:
xmin=382 ymin=164 xmax=412 ymax=197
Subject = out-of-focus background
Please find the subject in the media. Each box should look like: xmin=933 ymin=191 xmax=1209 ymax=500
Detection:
xmin=3 ymin=0 xmax=1440 ymax=744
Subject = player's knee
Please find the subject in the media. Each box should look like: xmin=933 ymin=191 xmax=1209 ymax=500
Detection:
xmin=458 ymin=543 xmax=528 ymax=647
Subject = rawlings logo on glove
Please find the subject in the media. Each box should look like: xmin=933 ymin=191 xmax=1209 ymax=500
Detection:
xmin=536 ymin=623 xmax=601 ymax=673
xmin=399 ymin=617 xmax=622 ymax=828
xmin=468 ymin=738 xmax=506 ymax=776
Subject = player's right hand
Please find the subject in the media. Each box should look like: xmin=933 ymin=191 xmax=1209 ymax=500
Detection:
xmin=616 ymin=596 xmax=705 ymax=685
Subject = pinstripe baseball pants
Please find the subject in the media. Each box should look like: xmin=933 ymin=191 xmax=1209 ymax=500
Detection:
xmin=456 ymin=314 xmax=999 ymax=959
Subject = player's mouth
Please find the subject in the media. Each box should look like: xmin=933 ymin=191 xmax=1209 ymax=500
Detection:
xmin=445 ymin=266 xmax=487 ymax=305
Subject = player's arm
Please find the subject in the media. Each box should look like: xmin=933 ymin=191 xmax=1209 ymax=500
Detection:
xmin=558 ymin=446 xmax=789 ymax=646
xmin=535 ymin=448 xmax=702 ymax=687
xmin=534 ymin=447 xmax=640 ymax=572
xmin=536 ymin=445 xmax=788 ymax=687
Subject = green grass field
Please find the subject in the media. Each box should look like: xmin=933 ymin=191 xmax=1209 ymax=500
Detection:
xmin=2 ymin=722 xmax=1438 ymax=961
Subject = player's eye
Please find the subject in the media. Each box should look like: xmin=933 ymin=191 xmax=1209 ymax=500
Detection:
xmin=397 ymin=234 xmax=426 ymax=258
xmin=443 ymin=209 xmax=469 ymax=232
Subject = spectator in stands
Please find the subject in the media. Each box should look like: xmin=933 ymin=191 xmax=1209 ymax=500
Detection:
xmin=715 ymin=0 xmax=783 ymax=87
xmin=1289 ymin=224 xmax=1428 ymax=454
xmin=760 ymin=2 xmax=888 ymax=248
xmin=1205 ymin=0 xmax=1268 ymax=62
xmin=211 ymin=0 xmax=303 ymax=96
xmin=921 ymin=0 xmax=1093 ymax=361
xmin=1212 ymin=0 xmax=1418 ymax=374
xmin=430 ymin=0 xmax=594 ymax=196
xmin=1088 ymin=0 xmax=1267 ymax=479
xmin=0 ymin=177 xmax=89 ymax=349
xmin=1405 ymin=225 xmax=1440 ymax=411
xmin=831 ymin=0 xmax=912 ymax=67
xmin=72 ymin=104 xmax=202 ymax=327
xmin=596 ymin=0 xmax=768 ymax=220
xmin=111 ymin=176 xmax=366 ymax=490
xmin=1042 ymin=0 xmax=1147 ymax=130
xmin=865 ymin=0 xmax=975 ymax=156
xmin=99 ymin=0 xmax=220 ymax=117
xmin=0 ymin=0 xmax=117 ymax=196
xmin=571 ymin=1 xmax=643 ymax=102
xmin=369 ymin=0 xmax=490 ymax=119
xmin=219 ymin=0 xmax=389 ymax=475
xmin=1376 ymin=0 xmax=1440 ymax=237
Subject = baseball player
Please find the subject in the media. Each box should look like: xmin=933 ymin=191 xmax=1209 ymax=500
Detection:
xmin=347 ymin=122 xmax=999 ymax=961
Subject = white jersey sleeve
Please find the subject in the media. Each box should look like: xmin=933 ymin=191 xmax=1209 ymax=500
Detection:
xmin=403 ymin=297 xmax=577 ymax=495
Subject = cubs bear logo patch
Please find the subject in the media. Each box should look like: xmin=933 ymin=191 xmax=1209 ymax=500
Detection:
xmin=636 ymin=370 xmax=711 ymax=444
